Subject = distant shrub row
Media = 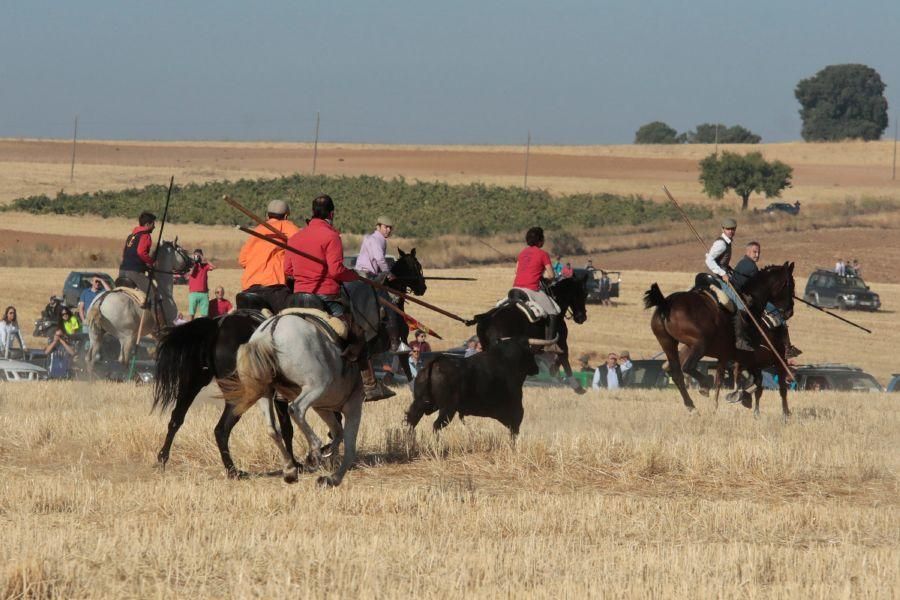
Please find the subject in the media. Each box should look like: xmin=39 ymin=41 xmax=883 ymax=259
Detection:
xmin=5 ymin=174 xmax=712 ymax=237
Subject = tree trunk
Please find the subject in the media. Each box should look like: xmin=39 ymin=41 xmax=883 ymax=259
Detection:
xmin=741 ymin=194 xmax=750 ymax=211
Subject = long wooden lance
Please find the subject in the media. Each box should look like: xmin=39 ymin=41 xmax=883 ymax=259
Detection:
xmin=237 ymin=225 xmax=468 ymax=325
xmin=792 ymin=294 xmax=871 ymax=334
xmin=224 ymin=195 xmax=288 ymax=240
xmin=661 ymin=186 xmax=793 ymax=376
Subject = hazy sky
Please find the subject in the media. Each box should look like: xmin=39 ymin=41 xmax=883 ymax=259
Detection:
xmin=2 ymin=0 xmax=898 ymax=144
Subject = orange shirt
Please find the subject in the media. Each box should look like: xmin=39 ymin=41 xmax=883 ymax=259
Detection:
xmin=238 ymin=218 xmax=301 ymax=290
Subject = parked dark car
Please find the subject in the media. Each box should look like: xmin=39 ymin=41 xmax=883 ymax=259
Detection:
xmin=762 ymin=202 xmax=801 ymax=216
xmin=526 ymin=358 xmax=670 ymax=390
xmin=575 ymin=268 xmax=620 ymax=304
xmin=803 ymin=269 xmax=881 ymax=311
xmin=762 ymin=364 xmax=882 ymax=392
xmin=62 ymin=271 xmax=115 ymax=307
xmin=885 ymin=375 xmax=900 ymax=393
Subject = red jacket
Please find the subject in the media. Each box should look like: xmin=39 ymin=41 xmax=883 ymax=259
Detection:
xmin=134 ymin=226 xmax=154 ymax=266
xmin=284 ymin=219 xmax=358 ymax=295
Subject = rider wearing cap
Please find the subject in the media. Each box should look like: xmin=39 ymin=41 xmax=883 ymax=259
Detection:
xmin=513 ymin=227 xmax=563 ymax=353
xmin=119 ymin=211 xmax=156 ymax=293
xmin=355 ymin=216 xmax=409 ymax=353
xmin=237 ymin=199 xmax=300 ymax=312
xmin=284 ymin=194 xmax=395 ymax=402
xmin=705 ymin=217 xmax=752 ymax=351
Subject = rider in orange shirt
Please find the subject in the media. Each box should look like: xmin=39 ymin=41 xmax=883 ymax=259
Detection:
xmin=237 ymin=199 xmax=300 ymax=312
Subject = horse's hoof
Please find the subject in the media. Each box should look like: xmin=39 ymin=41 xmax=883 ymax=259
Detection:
xmin=321 ymin=443 xmax=336 ymax=459
xmin=316 ymin=475 xmax=338 ymax=488
xmin=283 ymin=468 xmax=299 ymax=484
xmin=698 ymin=388 xmax=710 ymax=397
xmin=227 ymin=469 xmax=250 ymax=480
xmin=573 ymin=387 xmax=587 ymax=396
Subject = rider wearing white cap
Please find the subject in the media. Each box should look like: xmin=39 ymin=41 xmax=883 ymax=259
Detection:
xmin=705 ymin=217 xmax=752 ymax=351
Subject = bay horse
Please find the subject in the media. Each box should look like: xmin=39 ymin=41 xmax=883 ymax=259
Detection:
xmin=644 ymin=262 xmax=795 ymax=416
xmin=85 ymin=240 xmax=192 ymax=368
xmin=151 ymin=248 xmax=426 ymax=478
xmin=472 ymin=274 xmax=589 ymax=393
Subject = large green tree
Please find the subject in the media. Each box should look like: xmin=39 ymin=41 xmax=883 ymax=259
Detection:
xmin=634 ymin=121 xmax=678 ymax=144
xmin=795 ymin=64 xmax=889 ymax=141
xmin=699 ymin=152 xmax=793 ymax=211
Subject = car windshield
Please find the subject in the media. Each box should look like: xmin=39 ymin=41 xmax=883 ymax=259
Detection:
xmin=629 ymin=363 xmax=668 ymax=387
xmin=838 ymin=277 xmax=867 ymax=290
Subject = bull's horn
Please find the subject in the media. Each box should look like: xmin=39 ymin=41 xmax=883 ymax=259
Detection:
xmin=527 ymin=335 xmax=558 ymax=346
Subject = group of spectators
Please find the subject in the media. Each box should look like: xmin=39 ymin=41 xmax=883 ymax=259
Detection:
xmin=577 ymin=351 xmax=634 ymax=390
xmin=1 ymin=301 xmax=82 ymax=379
xmin=553 ymin=256 xmax=615 ymax=306
xmin=834 ymin=258 xmax=863 ymax=278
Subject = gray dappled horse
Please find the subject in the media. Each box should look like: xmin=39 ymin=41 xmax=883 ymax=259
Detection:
xmin=85 ymin=240 xmax=192 ymax=368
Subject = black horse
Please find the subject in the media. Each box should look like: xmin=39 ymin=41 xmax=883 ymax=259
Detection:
xmin=152 ymin=248 xmax=427 ymax=477
xmin=472 ymin=274 xmax=589 ymax=394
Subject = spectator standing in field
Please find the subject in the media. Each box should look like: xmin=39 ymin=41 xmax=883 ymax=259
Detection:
xmin=59 ymin=307 xmax=81 ymax=336
xmin=561 ymin=262 xmax=574 ymax=278
xmin=45 ymin=329 xmax=76 ymax=379
xmin=187 ymin=249 xmax=216 ymax=320
xmin=553 ymin=256 xmax=564 ymax=278
xmin=208 ymin=286 xmax=233 ymax=317
xmin=598 ymin=271 xmax=612 ymax=306
xmin=410 ymin=329 xmax=432 ymax=354
xmin=585 ymin=259 xmax=596 ymax=272
xmin=78 ymin=277 xmax=110 ymax=320
xmin=852 ymin=259 xmax=862 ymax=278
xmin=834 ymin=258 xmax=845 ymax=276
xmin=0 ymin=306 xmax=28 ymax=359
xmin=618 ymin=350 xmax=634 ymax=386
xmin=592 ymin=352 xmax=632 ymax=390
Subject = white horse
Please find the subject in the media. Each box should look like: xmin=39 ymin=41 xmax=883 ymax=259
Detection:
xmin=228 ymin=313 xmax=364 ymax=488
xmin=85 ymin=240 xmax=192 ymax=367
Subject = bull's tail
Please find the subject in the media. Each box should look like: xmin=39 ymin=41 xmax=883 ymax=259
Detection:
xmin=153 ymin=317 xmax=218 ymax=413
xmin=643 ymin=283 xmax=671 ymax=319
xmin=225 ymin=335 xmax=279 ymax=416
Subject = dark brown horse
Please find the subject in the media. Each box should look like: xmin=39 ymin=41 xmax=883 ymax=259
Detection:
xmin=644 ymin=263 xmax=795 ymax=416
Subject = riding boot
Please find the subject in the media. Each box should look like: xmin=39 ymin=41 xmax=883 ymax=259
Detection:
xmin=733 ymin=314 xmax=753 ymax=352
xmin=542 ymin=315 xmax=564 ymax=354
xmin=386 ymin=322 xmax=411 ymax=354
xmin=782 ymin=326 xmax=802 ymax=358
xmin=361 ymin=360 xmax=396 ymax=402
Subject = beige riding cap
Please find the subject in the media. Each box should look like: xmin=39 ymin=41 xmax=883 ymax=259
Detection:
xmin=721 ymin=217 xmax=737 ymax=228
xmin=267 ymin=199 xmax=290 ymax=216
xmin=377 ymin=215 xmax=394 ymax=227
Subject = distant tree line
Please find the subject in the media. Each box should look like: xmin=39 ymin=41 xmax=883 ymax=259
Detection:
xmin=636 ymin=63 xmax=889 ymax=144
xmin=634 ymin=122 xmax=761 ymax=144
xmin=4 ymin=174 xmax=713 ymax=237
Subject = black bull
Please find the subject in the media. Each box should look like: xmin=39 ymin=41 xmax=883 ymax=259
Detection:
xmin=405 ymin=337 xmax=542 ymax=435
xmin=472 ymin=275 xmax=589 ymax=394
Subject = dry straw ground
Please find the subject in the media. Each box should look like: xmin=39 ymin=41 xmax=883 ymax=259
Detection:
xmin=0 ymin=266 xmax=898 ymax=597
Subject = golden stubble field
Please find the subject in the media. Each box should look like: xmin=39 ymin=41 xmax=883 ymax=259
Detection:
xmin=0 ymin=264 xmax=898 ymax=596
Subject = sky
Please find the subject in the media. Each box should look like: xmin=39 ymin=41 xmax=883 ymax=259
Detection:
xmin=1 ymin=0 xmax=898 ymax=145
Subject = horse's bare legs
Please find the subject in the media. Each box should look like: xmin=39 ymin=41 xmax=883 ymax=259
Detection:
xmin=213 ymin=402 xmax=247 ymax=479
xmin=258 ymin=397 xmax=299 ymax=483
xmin=273 ymin=399 xmax=299 ymax=469
xmin=712 ymin=364 xmax=724 ymax=412
xmin=156 ymin=373 xmax=212 ymax=471
xmin=752 ymin=368 xmax=764 ymax=418
xmin=679 ymin=343 xmax=711 ymax=395
xmin=313 ymin=407 xmax=344 ymax=463
xmin=656 ymin=326 xmax=696 ymax=412
xmin=318 ymin=390 xmax=363 ymax=488
xmin=778 ymin=365 xmax=791 ymax=419
xmin=287 ymin=385 xmax=327 ymax=473
xmin=557 ymin=350 xmax=586 ymax=395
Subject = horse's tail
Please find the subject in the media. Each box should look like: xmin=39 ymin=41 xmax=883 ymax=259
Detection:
xmin=152 ymin=317 xmax=218 ymax=413
xmin=643 ymin=283 xmax=671 ymax=318
xmin=228 ymin=334 xmax=279 ymax=416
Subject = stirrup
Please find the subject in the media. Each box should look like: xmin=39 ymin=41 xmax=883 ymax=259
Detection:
xmin=364 ymin=380 xmax=396 ymax=402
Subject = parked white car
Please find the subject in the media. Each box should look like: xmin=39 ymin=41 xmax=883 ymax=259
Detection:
xmin=0 ymin=359 xmax=48 ymax=382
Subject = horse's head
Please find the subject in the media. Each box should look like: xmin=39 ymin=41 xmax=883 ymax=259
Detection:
xmin=550 ymin=274 xmax=588 ymax=324
xmin=747 ymin=262 xmax=795 ymax=318
xmin=391 ymin=248 xmax=427 ymax=296
xmin=156 ymin=239 xmax=194 ymax=275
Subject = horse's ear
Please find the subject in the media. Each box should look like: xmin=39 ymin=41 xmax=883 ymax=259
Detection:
xmin=398 ymin=248 xmax=406 ymax=257
xmin=410 ymin=248 xmax=416 ymax=257
xmin=789 ymin=261 xmax=795 ymax=273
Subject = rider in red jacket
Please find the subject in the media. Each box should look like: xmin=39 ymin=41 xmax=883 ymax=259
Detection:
xmin=285 ymin=195 xmax=393 ymax=402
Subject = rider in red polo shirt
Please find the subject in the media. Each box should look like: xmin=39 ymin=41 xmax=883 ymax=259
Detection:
xmin=284 ymin=194 xmax=394 ymax=402
xmin=513 ymin=227 xmax=562 ymax=353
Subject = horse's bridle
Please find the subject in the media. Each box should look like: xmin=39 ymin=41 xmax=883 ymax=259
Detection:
xmin=149 ymin=242 xmax=194 ymax=276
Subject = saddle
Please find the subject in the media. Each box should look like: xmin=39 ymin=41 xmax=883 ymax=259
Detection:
xmin=496 ymin=289 xmax=546 ymax=324
xmin=692 ymin=273 xmax=735 ymax=313
xmin=279 ymin=308 xmax=349 ymax=341
xmin=115 ymin=276 xmax=137 ymax=289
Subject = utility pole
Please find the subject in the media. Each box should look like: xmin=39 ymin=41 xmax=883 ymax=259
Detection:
xmin=523 ymin=130 xmax=531 ymax=191
xmin=892 ymin=114 xmax=897 ymax=181
xmin=69 ymin=115 xmax=78 ymax=182
xmin=312 ymin=111 xmax=320 ymax=175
